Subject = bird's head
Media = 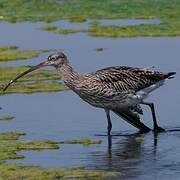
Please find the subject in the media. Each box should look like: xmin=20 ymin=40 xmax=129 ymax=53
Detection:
xmin=45 ymin=51 xmax=68 ymax=67
xmin=3 ymin=51 xmax=67 ymax=91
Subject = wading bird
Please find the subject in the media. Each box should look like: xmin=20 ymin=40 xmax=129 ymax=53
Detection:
xmin=3 ymin=52 xmax=176 ymax=134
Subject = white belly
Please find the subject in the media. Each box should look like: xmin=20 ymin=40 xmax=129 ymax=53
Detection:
xmin=127 ymin=80 xmax=165 ymax=106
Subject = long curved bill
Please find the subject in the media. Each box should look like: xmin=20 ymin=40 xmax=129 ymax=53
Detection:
xmin=3 ymin=60 xmax=48 ymax=92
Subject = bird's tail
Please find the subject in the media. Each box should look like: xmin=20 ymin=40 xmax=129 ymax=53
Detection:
xmin=166 ymin=72 xmax=176 ymax=79
xmin=112 ymin=109 xmax=151 ymax=133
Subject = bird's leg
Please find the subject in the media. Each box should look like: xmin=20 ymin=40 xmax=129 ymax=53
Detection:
xmin=105 ymin=109 xmax=112 ymax=135
xmin=142 ymin=102 xmax=165 ymax=132
xmin=108 ymin=134 xmax=112 ymax=157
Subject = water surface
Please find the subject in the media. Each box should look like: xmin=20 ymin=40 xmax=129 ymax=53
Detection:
xmin=0 ymin=20 xmax=180 ymax=179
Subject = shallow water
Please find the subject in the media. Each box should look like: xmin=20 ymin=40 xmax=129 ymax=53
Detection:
xmin=0 ymin=20 xmax=180 ymax=179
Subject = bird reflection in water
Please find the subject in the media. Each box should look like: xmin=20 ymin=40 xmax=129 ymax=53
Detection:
xmin=90 ymin=132 xmax=160 ymax=178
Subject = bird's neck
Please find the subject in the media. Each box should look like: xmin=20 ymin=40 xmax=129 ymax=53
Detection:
xmin=56 ymin=62 xmax=81 ymax=90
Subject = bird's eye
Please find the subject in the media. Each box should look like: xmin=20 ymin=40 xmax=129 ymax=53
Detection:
xmin=48 ymin=55 xmax=57 ymax=61
xmin=51 ymin=57 xmax=56 ymax=61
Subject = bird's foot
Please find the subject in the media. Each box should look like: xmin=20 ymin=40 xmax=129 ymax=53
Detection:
xmin=153 ymin=126 xmax=165 ymax=133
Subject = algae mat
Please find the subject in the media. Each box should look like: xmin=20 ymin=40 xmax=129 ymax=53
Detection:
xmin=0 ymin=131 xmax=118 ymax=179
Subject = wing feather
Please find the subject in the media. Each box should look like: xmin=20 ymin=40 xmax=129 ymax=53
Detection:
xmin=95 ymin=66 xmax=171 ymax=92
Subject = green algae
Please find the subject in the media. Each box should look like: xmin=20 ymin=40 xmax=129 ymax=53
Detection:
xmin=135 ymin=136 xmax=144 ymax=143
xmin=40 ymin=26 xmax=86 ymax=35
xmin=95 ymin=48 xmax=104 ymax=52
xmin=0 ymin=131 xmax=119 ymax=179
xmin=0 ymin=45 xmax=68 ymax=94
xmin=68 ymin=16 xmax=87 ymax=23
xmin=40 ymin=18 xmax=180 ymax=38
xmin=60 ymin=138 xmax=102 ymax=145
xmin=0 ymin=66 xmax=67 ymax=94
xmin=0 ymin=45 xmax=18 ymax=52
xmin=0 ymin=131 xmax=59 ymax=161
xmin=0 ymin=115 xmax=15 ymax=121
xmin=32 ymin=0 xmax=180 ymax=37
xmin=88 ymin=22 xmax=180 ymax=37
xmin=0 ymin=163 xmax=118 ymax=179
xmin=0 ymin=45 xmax=49 ymax=62
xmin=0 ymin=1 xmax=179 ymax=37
xmin=0 ymin=66 xmax=59 ymax=82
xmin=1 ymin=80 xmax=67 ymax=94
xmin=0 ymin=131 xmax=25 ymax=141
xmin=40 ymin=25 xmax=58 ymax=32
xmin=0 ymin=0 xmax=178 ymax=23
xmin=16 ymin=140 xmax=59 ymax=151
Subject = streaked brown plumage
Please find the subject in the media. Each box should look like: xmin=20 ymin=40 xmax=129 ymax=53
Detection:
xmin=3 ymin=52 xmax=176 ymax=134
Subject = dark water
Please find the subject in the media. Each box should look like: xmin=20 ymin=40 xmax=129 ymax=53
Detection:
xmin=0 ymin=20 xmax=180 ymax=179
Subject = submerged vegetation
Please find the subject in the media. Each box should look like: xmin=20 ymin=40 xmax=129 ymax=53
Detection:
xmin=0 ymin=164 xmax=118 ymax=179
xmin=0 ymin=115 xmax=15 ymax=121
xmin=0 ymin=0 xmax=178 ymax=37
xmin=0 ymin=131 xmax=59 ymax=161
xmin=0 ymin=0 xmax=179 ymax=23
xmin=88 ymin=22 xmax=180 ymax=37
xmin=0 ymin=131 xmax=118 ymax=179
xmin=95 ymin=47 xmax=104 ymax=52
xmin=0 ymin=45 xmax=49 ymax=62
xmin=0 ymin=1 xmax=178 ymax=178
xmin=0 ymin=45 xmax=67 ymax=94
xmin=36 ymin=0 xmax=180 ymax=37
xmin=40 ymin=26 xmax=86 ymax=35
xmin=0 ymin=66 xmax=67 ymax=94
xmin=60 ymin=138 xmax=102 ymax=145
xmin=40 ymin=18 xmax=180 ymax=37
